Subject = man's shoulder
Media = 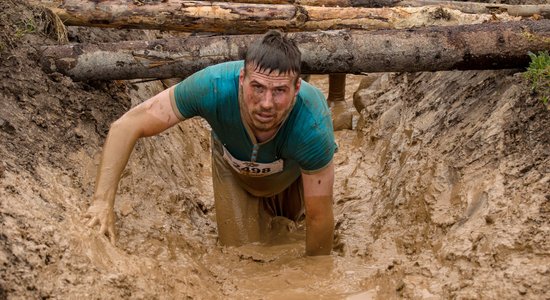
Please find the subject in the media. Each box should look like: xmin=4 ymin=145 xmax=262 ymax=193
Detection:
xmin=295 ymin=81 xmax=330 ymax=123
xmin=283 ymin=81 xmax=336 ymax=171
xmin=178 ymin=60 xmax=242 ymax=96
xmin=172 ymin=60 xmax=242 ymax=119
xmin=286 ymin=81 xmax=333 ymax=141
xmin=202 ymin=60 xmax=244 ymax=78
xmin=298 ymin=80 xmax=324 ymax=100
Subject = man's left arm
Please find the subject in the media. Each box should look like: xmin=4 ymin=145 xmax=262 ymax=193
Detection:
xmin=302 ymin=161 xmax=335 ymax=256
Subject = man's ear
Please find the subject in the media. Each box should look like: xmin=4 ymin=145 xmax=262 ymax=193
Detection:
xmin=239 ymin=68 xmax=245 ymax=86
xmin=295 ymin=76 xmax=302 ymax=96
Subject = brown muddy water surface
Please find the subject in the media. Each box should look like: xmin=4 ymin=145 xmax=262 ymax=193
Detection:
xmin=1 ymin=1 xmax=549 ymax=299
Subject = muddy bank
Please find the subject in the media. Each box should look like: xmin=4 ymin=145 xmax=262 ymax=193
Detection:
xmin=1 ymin=1 xmax=216 ymax=298
xmin=2 ymin=0 xmax=550 ymax=299
xmin=340 ymin=70 xmax=549 ymax=298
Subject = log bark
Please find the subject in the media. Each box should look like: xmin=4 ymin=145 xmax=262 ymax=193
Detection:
xmin=397 ymin=0 xmax=550 ymax=18
xmin=202 ymin=0 xmax=401 ymax=6
xmin=37 ymin=0 xmax=520 ymax=33
xmin=40 ymin=20 xmax=550 ymax=81
xmin=218 ymin=0 xmax=550 ymax=17
xmin=35 ymin=0 xmax=397 ymax=6
xmin=219 ymin=0 xmax=550 ymax=16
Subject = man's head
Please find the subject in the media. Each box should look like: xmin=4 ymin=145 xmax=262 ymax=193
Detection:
xmin=239 ymin=30 xmax=302 ymax=137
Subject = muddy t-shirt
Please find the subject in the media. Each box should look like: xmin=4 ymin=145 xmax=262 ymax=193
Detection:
xmin=170 ymin=61 xmax=336 ymax=191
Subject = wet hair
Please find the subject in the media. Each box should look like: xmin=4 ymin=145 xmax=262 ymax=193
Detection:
xmin=244 ymin=30 xmax=301 ymax=79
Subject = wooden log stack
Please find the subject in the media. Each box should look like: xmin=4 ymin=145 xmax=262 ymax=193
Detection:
xmin=35 ymin=0 xmax=550 ymax=80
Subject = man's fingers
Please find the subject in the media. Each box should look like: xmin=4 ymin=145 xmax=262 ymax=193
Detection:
xmin=87 ymin=217 xmax=99 ymax=227
xmin=108 ymin=227 xmax=116 ymax=245
xmin=84 ymin=206 xmax=100 ymax=218
xmin=100 ymin=223 xmax=116 ymax=244
xmin=99 ymin=222 xmax=107 ymax=235
xmin=84 ymin=207 xmax=116 ymax=245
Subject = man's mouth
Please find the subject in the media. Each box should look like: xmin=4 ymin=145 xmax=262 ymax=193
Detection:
xmin=254 ymin=112 xmax=275 ymax=123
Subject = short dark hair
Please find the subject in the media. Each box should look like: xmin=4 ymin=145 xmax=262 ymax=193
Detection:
xmin=244 ymin=30 xmax=301 ymax=77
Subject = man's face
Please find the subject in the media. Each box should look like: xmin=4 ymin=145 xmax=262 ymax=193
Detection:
xmin=239 ymin=64 xmax=301 ymax=135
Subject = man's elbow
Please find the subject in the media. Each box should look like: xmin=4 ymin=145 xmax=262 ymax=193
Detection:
xmin=109 ymin=114 xmax=143 ymax=139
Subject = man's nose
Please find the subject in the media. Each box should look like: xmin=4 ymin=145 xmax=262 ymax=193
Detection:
xmin=259 ymin=91 xmax=274 ymax=110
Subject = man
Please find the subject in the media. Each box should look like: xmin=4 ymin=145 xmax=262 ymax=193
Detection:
xmin=85 ymin=30 xmax=337 ymax=256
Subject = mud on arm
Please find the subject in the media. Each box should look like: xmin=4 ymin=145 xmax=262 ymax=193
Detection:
xmin=86 ymin=86 xmax=182 ymax=243
xmin=301 ymin=161 xmax=335 ymax=256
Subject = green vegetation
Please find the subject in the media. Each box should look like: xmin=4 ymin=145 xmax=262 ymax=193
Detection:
xmin=524 ymin=51 xmax=550 ymax=106
xmin=14 ymin=17 xmax=37 ymax=38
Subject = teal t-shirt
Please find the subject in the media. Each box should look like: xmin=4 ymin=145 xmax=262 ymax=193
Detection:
xmin=172 ymin=61 xmax=336 ymax=173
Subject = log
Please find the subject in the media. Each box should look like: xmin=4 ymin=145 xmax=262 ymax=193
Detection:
xmin=194 ymin=0 xmax=401 ymax=7
xmin=219 ymin=0 xmax=550 ymax=17
xmin=37 ymin=0 xmax=520 ymax=33
xmin=397 ymin=0 xmax=550 ymax=18
xmin=34 ymin=0 xmax=398 ymax=6
xmin=40 ymin=20 xmax=550 ymax=81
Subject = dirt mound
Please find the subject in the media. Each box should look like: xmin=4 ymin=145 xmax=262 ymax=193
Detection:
xmin=343 ymin=70 xmax=549 ymax=298
xmin=1 ymin=0 xmax=549 ymax=299
xmin=1 ymin=1 xmax=215 ymax=298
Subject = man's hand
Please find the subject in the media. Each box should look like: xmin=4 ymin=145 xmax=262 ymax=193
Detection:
xmin=85 ymin=201 xmax=116 ymax=244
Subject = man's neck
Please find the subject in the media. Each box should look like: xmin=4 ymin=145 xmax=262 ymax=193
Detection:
xmin=253 ymin=128 xmax=278 ymax=143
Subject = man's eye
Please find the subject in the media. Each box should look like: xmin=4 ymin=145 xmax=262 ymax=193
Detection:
xmin=253 ymin=86 xmax=264 ymax=93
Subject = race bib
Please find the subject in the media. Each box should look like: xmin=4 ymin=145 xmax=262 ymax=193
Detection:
xmin=222 ymin=145 xmax=283 ymax=177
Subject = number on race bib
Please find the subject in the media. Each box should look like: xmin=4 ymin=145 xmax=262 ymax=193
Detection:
xmin=222 ymin=146 xmax=283 ymax=177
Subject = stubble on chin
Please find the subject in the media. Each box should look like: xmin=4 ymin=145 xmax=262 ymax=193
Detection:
xmin=251 ymin=118 xmax=276 ymax=132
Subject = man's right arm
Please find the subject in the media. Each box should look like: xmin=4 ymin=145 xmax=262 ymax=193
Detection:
xmin=85 ymin=86 xmax=182 ymax=243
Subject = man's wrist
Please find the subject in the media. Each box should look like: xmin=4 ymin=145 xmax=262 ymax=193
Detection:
xmin=92 ymin=192 xmax=115 ymax=208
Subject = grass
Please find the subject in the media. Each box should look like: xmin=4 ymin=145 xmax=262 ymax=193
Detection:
xmin=524 ymin=51 xmax=550 ymax=107
xmin=41 ymin=7 xmax=68 ymax=44
xmin=8 ymin=7 xmax=68 ymax=46
xmin=14 ymin=17 xmax=37 ymax=38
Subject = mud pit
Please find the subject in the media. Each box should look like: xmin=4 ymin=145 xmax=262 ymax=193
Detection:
xmin=1 ymin=1 xmax=549 ymax=299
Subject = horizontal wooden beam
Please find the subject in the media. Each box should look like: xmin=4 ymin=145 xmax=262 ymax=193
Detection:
xmin=35 ymin=0 xmax=525 ymax=33
xmin=40 ymin=20 xmax=550 ymax=81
